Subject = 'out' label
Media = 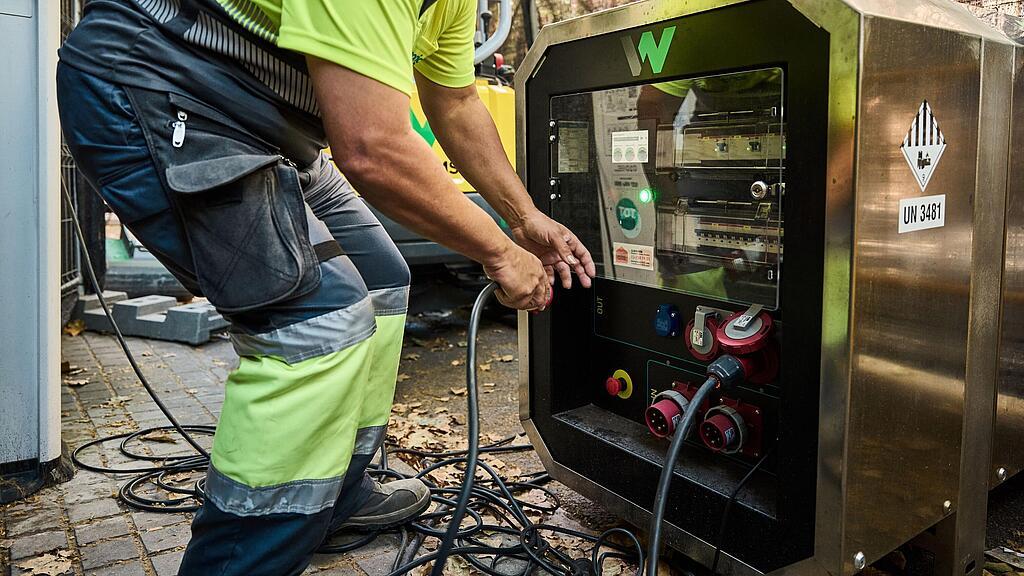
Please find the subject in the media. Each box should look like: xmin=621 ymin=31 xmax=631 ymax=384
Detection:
xmin=898 ymin=194 xmax=945 ymax=234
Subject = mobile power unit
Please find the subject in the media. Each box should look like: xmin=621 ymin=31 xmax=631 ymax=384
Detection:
xmin=515 ymin=1 xmax=1024 ymax=575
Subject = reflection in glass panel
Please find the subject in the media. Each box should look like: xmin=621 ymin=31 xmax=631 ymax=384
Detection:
xmin=550 ymin=68 xmax=785 ymax=308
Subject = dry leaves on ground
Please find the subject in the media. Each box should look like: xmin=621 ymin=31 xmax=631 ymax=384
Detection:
xmin=403 ymin=353 xmax=422 ymax=361
xmin=64 ymin=379 xmax=89 ymax=388
xmin=478 ymin=363 xmax=492 ymax=372
xmin=397 ymin=373 xmax=411 ymax=383
xmin=140 ymin=430 xmax=179 ymax=444
xmin=63 ymin=320 xmax=85 ymax=337
xmin=16 ymin=550 xmax=74 ymax=575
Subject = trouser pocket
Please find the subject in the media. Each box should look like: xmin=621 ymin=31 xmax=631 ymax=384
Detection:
xmin=127 ymin=87 xmax=321 ymax=312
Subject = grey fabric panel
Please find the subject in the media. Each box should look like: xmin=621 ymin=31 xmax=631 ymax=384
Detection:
xmin=230 ymin=295 xmax=376 ymax=363
xmin=353 ymin=425 xmax=387 ymax=456
xmin=204 ymin=465 xmax=343 ymax=516
xmin=370 ymin=286 xmax=410 ymax=317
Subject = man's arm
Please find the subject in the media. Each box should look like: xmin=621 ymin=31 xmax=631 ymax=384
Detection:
xmin=307 ymin=57 xmax=549 ymax=310
xmin=415 ymin=72 xmax=596 ymax=288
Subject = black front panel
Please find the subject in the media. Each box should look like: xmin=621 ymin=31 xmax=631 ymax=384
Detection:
xmin=524 ymin=0 xmax=828 ymax=571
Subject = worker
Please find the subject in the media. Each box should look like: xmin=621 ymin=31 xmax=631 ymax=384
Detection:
xmin=56 ymin=1 xmax=596 ymax=574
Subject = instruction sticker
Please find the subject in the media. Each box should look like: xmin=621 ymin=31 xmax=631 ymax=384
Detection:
xmin=557 ymin=122 xmax=590 ymax=174
xmin=612 ymin=242 xmax=654 ymax=270
xmin=898 ymin=194 xmax=945 ymax=234
xmin=612 ymin=130 xmax=649 ymax=164
xmin=901 ymin=101 xmax=947 ymax=192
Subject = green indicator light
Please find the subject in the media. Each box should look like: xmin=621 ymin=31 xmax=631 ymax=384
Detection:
xmin=638 ymin=188 xmax=655 ymax=203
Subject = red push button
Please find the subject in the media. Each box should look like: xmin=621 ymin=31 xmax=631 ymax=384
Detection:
xmin=605 ymin=377 xmax=625 ymax=397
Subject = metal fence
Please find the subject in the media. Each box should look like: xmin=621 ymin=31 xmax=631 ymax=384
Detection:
xmin=59 ymin=0 xmax=82 ymax=298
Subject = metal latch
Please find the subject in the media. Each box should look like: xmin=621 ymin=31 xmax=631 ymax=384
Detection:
xmin=734 ymin=304 xmax=763 ymax=331
xmin=691 ymin=306 xmax=716 ymax=348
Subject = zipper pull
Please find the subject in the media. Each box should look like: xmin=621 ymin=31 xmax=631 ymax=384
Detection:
xmin=171 ymin=111 xmax=187 ymax=148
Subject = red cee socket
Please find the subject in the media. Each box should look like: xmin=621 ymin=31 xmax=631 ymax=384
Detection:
xmin=716 ymin=311 xmax=773 ymax=354
xmin=605 ymin=377 xmax=625 ymax=397
xmin=700 ymin=413 xmax=740 ymax=452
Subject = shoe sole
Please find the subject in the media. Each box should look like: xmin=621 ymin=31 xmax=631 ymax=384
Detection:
xmin=335 ymin=490 xmax=433 ymax=533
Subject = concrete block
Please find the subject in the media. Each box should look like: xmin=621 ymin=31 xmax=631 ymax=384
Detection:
xmin=75 ymin=293 xmax=227 ymax=345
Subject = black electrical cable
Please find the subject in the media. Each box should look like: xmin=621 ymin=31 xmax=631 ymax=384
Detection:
xmin=63 ymin=185 xmax=210 ymax=459
xmin=709 ymin=446 xmax=775 ymax=576
xmin=66 ymin=188 xmax=649 ymax=574
xmin=645 ymin=375 xmax=720 ymax=576
xmin=431 ymin=280 xmax=490 ymax=575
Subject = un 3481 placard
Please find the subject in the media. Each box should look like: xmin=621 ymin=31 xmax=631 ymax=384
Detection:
xmin=899 ymin=194 xmax=946 ymax=234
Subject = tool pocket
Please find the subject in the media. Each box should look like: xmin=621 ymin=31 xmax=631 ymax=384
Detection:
xmin=165 ymin=155 xmax=321 ymax=312
xmin=126 ymin=87 xmax=320 ymax=312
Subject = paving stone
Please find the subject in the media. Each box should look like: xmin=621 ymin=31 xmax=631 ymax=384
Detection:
xmin=140 ymin=522 xmax=191 ymax=554
xmin=68 ymin=498 xmax=122 ymax=524
xmin=151 ymin=549 xmax=184 ymax=576
xmin=5 ymin=507 xmax=63 ymax=537
xmin=9 ymin=529 xmax=66 ymax=560
xmin=130 ymin=511 xmax=192 ymax=532
xmin=80 ymin=535 xmax=138 ymax=570
xmin=75 ymin=516 xmax=131 ymax=546
xmin=63 ymin=479 xmax=116 ymax=505
xmin=351 ymin=534 xmax=401 ymax=575
xmin=85 ymin=559 xmax=147 ymax=576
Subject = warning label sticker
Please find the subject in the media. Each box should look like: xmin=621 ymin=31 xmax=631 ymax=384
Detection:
xmin=901 ymin=101 xmax=947 ymax=192
xmin=612 ymin=242 xmax=654 ymax=270
xmin=611 ymin=130 xmax=649 ymax=164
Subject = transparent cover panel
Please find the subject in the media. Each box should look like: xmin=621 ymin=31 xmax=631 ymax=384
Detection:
xmin=550 ymin=68 xmax=785 ymax=308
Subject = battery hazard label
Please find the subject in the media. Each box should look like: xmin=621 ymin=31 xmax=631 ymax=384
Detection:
xmin=612 ymin=242 xmax=654 ymax=270
xmin=901 ymin=100 xmax=947 ymax=192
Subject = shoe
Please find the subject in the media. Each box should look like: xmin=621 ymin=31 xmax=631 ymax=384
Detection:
xmin=335 ymin=478 xmax=432 ymax=532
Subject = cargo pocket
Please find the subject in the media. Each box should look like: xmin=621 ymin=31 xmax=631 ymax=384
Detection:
xmin=165 ymin=154 xmax=321 ymax=312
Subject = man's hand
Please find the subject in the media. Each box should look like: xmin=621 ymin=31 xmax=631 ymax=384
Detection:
xmin=509 ymin=211 xmax=596 ymax=289
xmin=483 ymin=242 xmax=551 ymax=310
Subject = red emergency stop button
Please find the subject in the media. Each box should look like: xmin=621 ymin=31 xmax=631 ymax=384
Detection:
xmin=604 ymin=369 xmax=633 ymax=399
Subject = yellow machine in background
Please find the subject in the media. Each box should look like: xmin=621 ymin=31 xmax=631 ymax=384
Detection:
xmin=409 ymin=78 xmax=517 ymax=191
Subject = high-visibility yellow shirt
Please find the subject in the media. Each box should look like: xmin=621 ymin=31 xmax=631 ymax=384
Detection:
xmin=217 ymin=0 xmax=477 ymax=96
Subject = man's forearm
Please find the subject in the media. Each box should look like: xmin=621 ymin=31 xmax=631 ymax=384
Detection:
xmin=309 ymin=58 xmax=513 ymax=267
xmin=417 ymin=76 xmax=539 ymax=229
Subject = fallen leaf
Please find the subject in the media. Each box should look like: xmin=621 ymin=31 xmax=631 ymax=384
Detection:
xmin=483 ymin=382 xmax=496 ymax=387
xmin=141 ymin=430 xmax=178 ymax=444
xmin=498 ymin=354 xmax=515 ymax=362
xmin=16 ymin=550 xmax=73 ymax=575
xmin=457 ymin=340 xmax=468 ymax=348
xmin=397 ymin=373 xmax=411 ymax=383
xmin=141 ymin=351 xmax=153 ymax=357
xmin=64 ymin=379 xmax=88 ymax=388
xmin=450 ymin=387 xmax=467 ymax=396
xmin=62 ymin=320 xmax=85 ymax=337
xmin=0 ymin=538 xmax=12 ymax=548
xmin=450 ymin=359 xmax=463 ymax=367
xmin=185 ymin=388 xmax=198 ymax=394
xmin=403 ymin=353 xmax=421 ymax=361
xmin=479 ymin=363 xmax=492 ymax=372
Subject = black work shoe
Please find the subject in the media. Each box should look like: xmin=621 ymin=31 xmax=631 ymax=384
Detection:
xmin=336 ymin=478 xmax=431 ymax=532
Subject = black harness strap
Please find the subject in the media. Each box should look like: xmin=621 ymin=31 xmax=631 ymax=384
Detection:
xmin=313 ymin=240 xmax=344 ymax=263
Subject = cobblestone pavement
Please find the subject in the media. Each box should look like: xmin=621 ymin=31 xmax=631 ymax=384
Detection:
xmin=0 ymin=311 xmax=608 ymax=576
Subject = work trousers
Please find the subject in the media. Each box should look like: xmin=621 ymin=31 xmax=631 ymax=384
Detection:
xmin=57 ymin=63 xmax=411 ymax=575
